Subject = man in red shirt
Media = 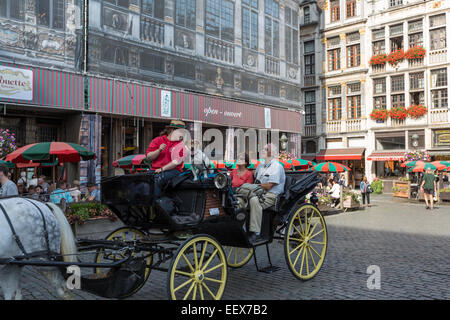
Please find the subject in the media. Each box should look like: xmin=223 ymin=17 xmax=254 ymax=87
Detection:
xmin=146 ymin=120 xmax=188 ymax=196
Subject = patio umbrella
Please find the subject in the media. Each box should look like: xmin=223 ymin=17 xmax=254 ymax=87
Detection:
xmin=401 ymin=160 xmax=425 ymax=168
xmin=210 ymin=160 xmax=226 ymax=169
xmin=247 ymin=159 xmax=263 ymax=170
xmin=0 ymin=159 xmax=15 ymax=168
xmin=311 ymin=162 xmax=351 ymax=173
xmin=113 ymin=154 xmax=149 ymax=168
xmin=6 ymin=142 xmax=96 ymax=163
xmin=288 ymin=158 xmax=316 ymax=169
xmin=409 ymin=162 xmax=446 ymax=172
xmin=277 ymin=159 xmax=292 ymax=170
xmin=431 ymin=160 xmax=450 ymax=167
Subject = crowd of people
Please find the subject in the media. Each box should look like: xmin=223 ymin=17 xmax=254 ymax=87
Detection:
xmin=0 ymin=164 xmax=101 ymax=204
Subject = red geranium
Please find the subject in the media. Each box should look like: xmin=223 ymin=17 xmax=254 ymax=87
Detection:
xmin=407 ymin=104 xmax=428 ymax=119
xmin=389 ymin=106 xmax=408 ymax=120
xmin=387 ymin=49 xmax=405 ymax=65
xmin=369 ymin=53 xmax=388 ymax=66
xmin=405 ymin=47 xmax=426 ymax=60
xmin=370 ymin=108 xmax=390 ymax=121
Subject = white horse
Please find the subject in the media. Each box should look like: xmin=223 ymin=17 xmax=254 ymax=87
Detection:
xmin=0 ymin=197 xmax=77 ymax=300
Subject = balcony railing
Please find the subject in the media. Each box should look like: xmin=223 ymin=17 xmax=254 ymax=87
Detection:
xmin=429 ymin=49 xmax=447 ymax=64
xmin=326 ymin=120 xmax=341 ymax=134
xmin=430 ymin=108 xmax=448 ymax=123
xmin=391 ymin=118 xmax=406 ymax=127
xmin=304 ymin=75 xmax=315 ymax=86
xmin=140 ymin=17 xmax=164 ymax=45
xmin=205 ymin=37 xmax=234 ymax=64
xmin=372 ymin=64 xmax=386 ymax=74
xmin=265 ymin=56 xmax=280 ymax=76
xmin=408 ymin=58 xmax=424 ymax=68
xmin=304 ymin=124 xmax=316 ymax=137
xmin=346 ymin=119 xmax=364 ymax=132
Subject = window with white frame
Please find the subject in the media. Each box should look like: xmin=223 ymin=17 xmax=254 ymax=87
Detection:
xmin=242 ymin=0 xmax=258 ymax=51
xmin=303 ymin=6 xmax=310 ymax=24
xmin=430 ymin=14 xmax=446 ymax=50
xmin=431 ymin=68 xmax=448 ymax=108
xmin=389 ymin=0 xmax=403 ymax=8
xmin=285 ymin=6 xmax=298 ymax=64
xmin=347 ymin=32 xmax=360 ymax=68
xmin=408 ymin=20 xmax=423 ymax=48
xmin=347 ymin=82 xmax=361 ymax=119
xmin=410 ymin=72 xmax=424 ymax=105
xmin=373 ymin=78 xmax=387 ymax=109
xmin=372 ymin=29 xmax=386 ymax=54
xmin=328 ymin=85 xmax=342 ymax=120
xmin=390 ymin=24 xmax=403 ymax=51
xmin=265 ymin=0 xmax=280 ymax=57
xmin=330 ymin=0 xmax=340 ymax=22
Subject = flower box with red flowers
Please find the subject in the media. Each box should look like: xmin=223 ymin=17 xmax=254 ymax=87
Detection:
xmin=407 ymin=104 xmax=428 ymax=119
xmin=370 ymin=108 xmax=390 ymax=121
xmin=369 ymin=53 xmax=388 ymax=66
xmin=405 ymin=47 xmax=426 ymax=60
xmin=389 ymin=106 xmax=408 ymax=120
xmin=387 ymin=49 xmax=405 ymax=65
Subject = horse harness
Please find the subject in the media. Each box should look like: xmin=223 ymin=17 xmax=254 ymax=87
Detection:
xmin=0 ymin=198 xmax=57 ymax=260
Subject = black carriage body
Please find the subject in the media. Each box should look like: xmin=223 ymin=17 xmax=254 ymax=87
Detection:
xmin=101 ymin=171 xmax=320 ymax=248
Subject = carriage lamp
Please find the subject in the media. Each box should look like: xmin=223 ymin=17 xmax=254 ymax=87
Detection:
xmin=214 ymin=172 xmax=228 ymax=189
xmin=280 ymin=133 xmax=288 ymax=152
xmin=411 ymin=133 xmax=420 ymax=148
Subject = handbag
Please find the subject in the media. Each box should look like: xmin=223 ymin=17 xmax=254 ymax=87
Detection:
xmin=367 ymin=184 xmax=373 ymax=193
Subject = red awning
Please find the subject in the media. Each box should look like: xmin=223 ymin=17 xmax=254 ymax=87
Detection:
xmin=367 ymin=151 xmax=405 ymax=161
xmin=316 ymin=148 xmax=365 ymax=161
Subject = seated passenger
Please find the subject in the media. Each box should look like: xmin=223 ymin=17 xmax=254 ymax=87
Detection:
xmin=146 ymin=120 xmax=188 ymax=197
xmin=230 ymin=154 xmax=253 ymax=189
xmin=247 ymin=143 xmax=285 ymax=243
xmin=329 ymin=179 xmax=341 ymax=207
xmin=50 ymin=182 xmax=73 ymax=204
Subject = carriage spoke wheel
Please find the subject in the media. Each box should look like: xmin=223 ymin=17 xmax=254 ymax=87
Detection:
xmin=284 ymin=204 xmax=327 ymax=281
xmin=223 ymin=246 xmax=254 ymax=268
xmin=168 ymin=234 xmax=227 ymax=300
xmin=95 ymin=227 xmax=152 ymax=298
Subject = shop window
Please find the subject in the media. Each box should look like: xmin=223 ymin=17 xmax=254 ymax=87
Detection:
xmin=376 ymin=134 xmax=405 ymax=150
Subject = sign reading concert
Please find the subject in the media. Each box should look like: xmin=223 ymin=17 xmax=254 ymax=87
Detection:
xmin=0 ymin=66 xmax=33 ymax=101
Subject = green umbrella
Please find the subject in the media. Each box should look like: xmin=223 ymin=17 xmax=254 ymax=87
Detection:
xmin=0 ymin=159 xmax=15 ymax=168
xmin=311 ymin=162 xmax=351 ymax=173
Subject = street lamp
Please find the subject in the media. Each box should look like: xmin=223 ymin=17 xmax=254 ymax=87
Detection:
xmin=411 ymin=133 xmax=420 ymax=149
xmin=280 ymin=133 xmax=288 ymax=152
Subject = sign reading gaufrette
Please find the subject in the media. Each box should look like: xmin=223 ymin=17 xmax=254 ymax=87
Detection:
xmin=0 ymin=66 xmax=33 ymax=101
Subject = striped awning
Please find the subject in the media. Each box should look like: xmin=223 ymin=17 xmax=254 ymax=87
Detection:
xmin=88 ymin=77 xmax=302 ymax=133
xmin=0 ymin=63 xmax=84 ymax=110
xmin=316 ymin=148 xmax=365 ymax=161
xmin=367 ymin=151 xmax=405 ymax=161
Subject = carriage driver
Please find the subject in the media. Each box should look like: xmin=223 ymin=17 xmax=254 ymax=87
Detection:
xmin=248 ymin=143 xmax=285 ymax=243
xmin=146 ymin=120 xmax=188 ymax=197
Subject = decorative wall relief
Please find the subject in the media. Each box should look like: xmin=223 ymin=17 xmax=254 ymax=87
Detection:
xmin=288 ymin=66 xmax=298 ymax=80
xmin=0 ymin=23 xmax=21 ymax=47
xmin=175 ymin=29 xmax=195 ymax=51
xmin=103 ymin=6 xmax=129 ymax=33
xmin=242 ymin=49 xmax=257 ymax=68
xmin=39 ymin=34 xmax=64 ymax=55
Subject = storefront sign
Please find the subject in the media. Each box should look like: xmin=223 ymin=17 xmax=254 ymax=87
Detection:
xmin=161 ymin=90 xmax=171 ymax=117
xmin=0 ymin=66 xmax=33 ymax=101
xmin=434 ymin=130 xmax=450 ymax=147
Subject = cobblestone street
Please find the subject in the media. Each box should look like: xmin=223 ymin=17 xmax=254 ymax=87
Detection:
xmin=14 ymin=195 xmax=450 ymax=300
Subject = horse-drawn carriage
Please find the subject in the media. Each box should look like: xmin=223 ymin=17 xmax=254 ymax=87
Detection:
xmin=0 ymin=169 xmax=327 ymax=300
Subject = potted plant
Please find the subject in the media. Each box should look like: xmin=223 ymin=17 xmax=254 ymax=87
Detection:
xmin=405 ymin=46 xmax=426 ymax=60
xmin=370 ymin=108 xmax=390 ymax=122
xmin=390 ymin=106 xmax=408 ymax=121
xmin=371 ymin=178 xmax=383 ymax=194
xmin=0 ymin=129 xmax=16 ymax=158
xmin=369 ymin=53 xmax=388 ymax=66
xmin=407 ymin=104 xmax=428 ymax=119
xmin=66 ymin=202 xmax=122 ymax=239
xmin=387 ymin=49 xmax=405 ymax=66
xmin=317 ymin=192 xmax=332 ymax=211
xmin=342 ymin=191 xmax=361 ymax=210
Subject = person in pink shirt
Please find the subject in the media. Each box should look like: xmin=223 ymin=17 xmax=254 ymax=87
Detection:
xmin=230 ymin=154 xmax=253 ymax=189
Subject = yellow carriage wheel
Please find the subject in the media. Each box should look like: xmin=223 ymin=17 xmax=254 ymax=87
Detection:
xmin=223 ymin=246 xmax=254 ymax=268
xmin=284 ymin=204 xmax=327 ymax=281
xmin=95 ymin=227 xmax=152 ymax=298
xmin=167 ymin=234 xmax=227 ymax=300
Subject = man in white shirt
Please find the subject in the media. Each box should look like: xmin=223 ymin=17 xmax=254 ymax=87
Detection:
xmin=329 ymin=179 xmax=341 ymax=207
xmin=248 ymin=143 xmax=285 ymax=242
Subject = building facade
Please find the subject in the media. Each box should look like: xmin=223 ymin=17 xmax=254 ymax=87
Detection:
xmin=303 ymin=0 xmax=450 ymax=189
xmin=0 ymin=0 xmax=305 ymax=185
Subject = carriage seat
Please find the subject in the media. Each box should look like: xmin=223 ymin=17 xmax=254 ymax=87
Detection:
xmin=268 ymin=175 xmax=295 ymax=213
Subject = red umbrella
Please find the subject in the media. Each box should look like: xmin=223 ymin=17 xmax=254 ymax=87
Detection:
xmin=6 ymin=142 xmax=96 ymax=163
xmin=311 ymin=162 xmax=351 ymax=172
xmin=113 ymin=154 xmax=149 ymax=168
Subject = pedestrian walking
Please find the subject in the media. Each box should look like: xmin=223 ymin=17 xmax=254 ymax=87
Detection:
xmin=421 ymin=167 xmax=437 ymax=210
xmin=360 ymin=176 xmax=372 ymax=207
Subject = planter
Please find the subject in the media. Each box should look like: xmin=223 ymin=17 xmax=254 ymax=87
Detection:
xmin=343 ymin=196 xmax=360 ymax=209
xmin=392 ymin=180 xmax=410 ymax=198
xmin=439 ymin=191 xmax=450 ymax=202
xmin=317 ymin=204 xmax=331 ymax=212
xmin=71 ymin=216 xmax=125 ymax=240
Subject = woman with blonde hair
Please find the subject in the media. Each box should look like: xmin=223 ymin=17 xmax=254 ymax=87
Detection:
xmin=360 ymin=176 xmax=371 ymax=207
